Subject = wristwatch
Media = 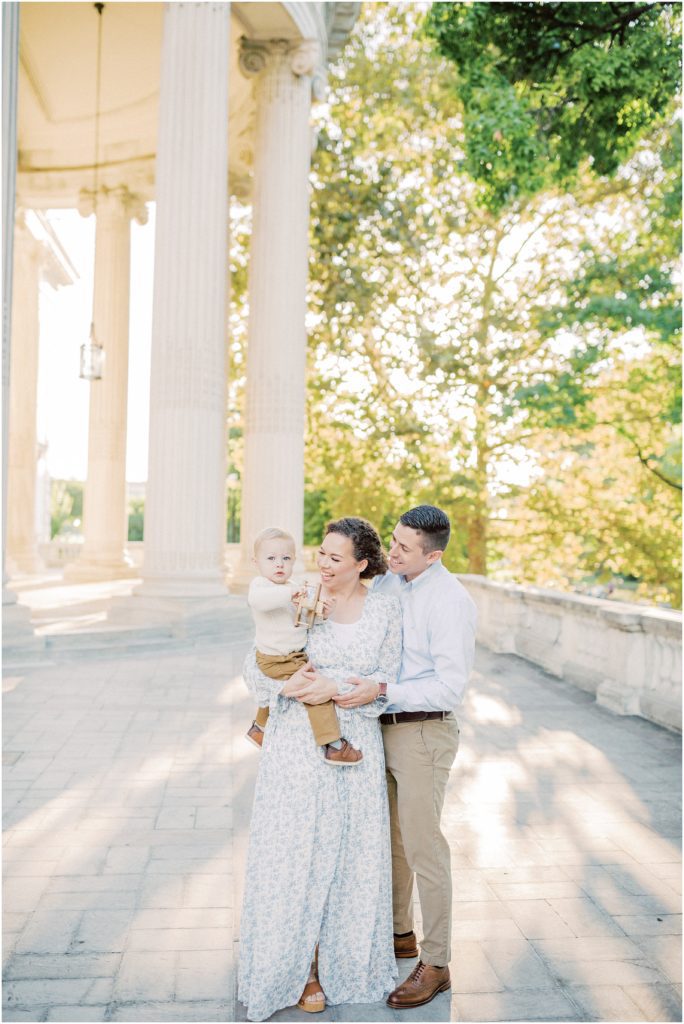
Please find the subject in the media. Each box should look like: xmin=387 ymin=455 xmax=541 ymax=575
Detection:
xmin=377 ymin=682 xmax=388 ymax=699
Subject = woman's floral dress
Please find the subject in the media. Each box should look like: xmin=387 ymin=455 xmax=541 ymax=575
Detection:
xmin=238 ymin=590 xmax=402 ymax=1022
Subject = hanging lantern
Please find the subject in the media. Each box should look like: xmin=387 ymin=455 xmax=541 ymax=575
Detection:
xmin=79 ymin=2 xmax=106 ymax=381
xmin=80 ymin=321 xmax=105 ymax=381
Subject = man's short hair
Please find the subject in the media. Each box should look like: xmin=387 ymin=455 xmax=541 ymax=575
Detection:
xmin=253 ymin=527 xmax=296 ymax=556
xmin=399 ymin=505 xmax=450 ymax=553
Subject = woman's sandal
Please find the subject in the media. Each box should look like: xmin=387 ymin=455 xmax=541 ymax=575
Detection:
xmin=297 ymin=947 xmax=325 ymax=1015
xmin=297 ymin=977 xmax=325 ymax=1013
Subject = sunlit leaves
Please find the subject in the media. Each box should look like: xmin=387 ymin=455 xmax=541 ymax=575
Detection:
xmin=424 ymin=1 xmax=682 ymax=211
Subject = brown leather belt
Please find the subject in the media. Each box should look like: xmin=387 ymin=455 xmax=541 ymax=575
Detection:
xmin=380 ymin=711 xmax=448 ymax=725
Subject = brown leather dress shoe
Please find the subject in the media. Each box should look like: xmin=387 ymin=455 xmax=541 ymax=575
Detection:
xmin=246 ymin=722 xmax=264 ymax=748
xmin=322 ymin=738 xmax=363 ymax=766
xmin=394 ymin=931 xmax=419 ymax=958
xmin=386 ymin=961 xmax=451 ymax=1008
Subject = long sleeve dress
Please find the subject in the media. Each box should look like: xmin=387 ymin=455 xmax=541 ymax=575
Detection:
xmin=238 ymin=590 xmax=402 ymax=1022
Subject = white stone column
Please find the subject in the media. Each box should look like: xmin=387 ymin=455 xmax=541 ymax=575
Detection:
xmin=116 ymin=2 xmax=230 ymax=620
xmin=7 ymin=219 xmax=44 ymax=574
xmin=234 ymin=38 xmax=319 ymax=586
xmin=2 ymin=2 xmax=42 ymax=655
xmin=65 ymin=186 xmax=146 ymax=581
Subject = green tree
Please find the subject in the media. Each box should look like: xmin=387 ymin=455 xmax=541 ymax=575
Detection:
xmin=306 ymin=2 xmax=680 ymax=599
xmin=425 ymin=1 xmax=682 ymax=211
xmin=50 ymin=479 xmax=83 ymax=538
xmin=127 ymin=498 xmax=144 ymax=542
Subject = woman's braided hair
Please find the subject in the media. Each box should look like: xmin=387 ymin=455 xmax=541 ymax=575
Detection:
xmin=324 ymin=517 xmax=388 ymax=580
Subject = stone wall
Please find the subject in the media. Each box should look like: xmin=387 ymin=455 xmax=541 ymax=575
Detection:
xmin=460 ymin=575 xmax=682 ymax=733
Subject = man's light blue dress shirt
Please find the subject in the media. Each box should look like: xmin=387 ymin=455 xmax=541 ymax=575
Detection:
xmin=373 ymin=561 xmax=477 ymax=712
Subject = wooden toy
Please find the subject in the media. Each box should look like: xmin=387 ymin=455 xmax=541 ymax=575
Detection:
xmin=295 ymin=583 xmax=325 ymax=628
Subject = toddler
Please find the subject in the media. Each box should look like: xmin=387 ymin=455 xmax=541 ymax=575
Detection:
xmin=246 ymin=527 xmax=363 ymax=766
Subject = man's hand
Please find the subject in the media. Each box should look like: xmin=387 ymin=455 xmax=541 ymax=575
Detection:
xmin=333 ymin=676 xmax=380 ymax=708
xmin=286 ymin=668 xmax=338 ymax=705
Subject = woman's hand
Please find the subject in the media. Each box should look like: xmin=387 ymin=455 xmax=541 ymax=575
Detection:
xmin=287 ymin=668 xmax=339 ymax=705
xmin=281 ymin=662 xmax=316 ymax=696
xmin=333 ymin=676 xmax=381 ymax=708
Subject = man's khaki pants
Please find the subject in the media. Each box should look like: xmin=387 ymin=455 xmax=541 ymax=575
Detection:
xmin=382 ymin=715 xmax=459 ymax=967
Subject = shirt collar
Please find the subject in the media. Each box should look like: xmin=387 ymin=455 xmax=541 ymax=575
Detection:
xmin=398 ymin=559 xmax=445 ymax=592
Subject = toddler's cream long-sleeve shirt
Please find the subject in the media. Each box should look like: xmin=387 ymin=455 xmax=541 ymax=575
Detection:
xmin=247 ymin=576 xmax=306 ymax=655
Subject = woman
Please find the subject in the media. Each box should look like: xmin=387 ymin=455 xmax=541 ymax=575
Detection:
xmin=238 ymin=517 xmax=401 ymax=1021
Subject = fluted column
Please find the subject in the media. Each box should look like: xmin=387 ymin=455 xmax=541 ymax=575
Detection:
xmin=234 ymin=38 xmax=319 ymax=585
xmin=137 ymin=2 xmax=230 ymax=600
xmin=65 ymin=187 xmax=145 ymax=581
xmin=7 ymin=219 xmax=44 ymax=574
xmin=2 ymin=2 xmax=42 ymax=655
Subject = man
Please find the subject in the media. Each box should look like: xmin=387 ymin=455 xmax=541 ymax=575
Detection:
xmin=336 ymin=504 xmax=477 ymax=1009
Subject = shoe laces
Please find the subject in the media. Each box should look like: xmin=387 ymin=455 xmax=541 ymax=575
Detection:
xmin=410 ymin=961 xmax=428 ymax=983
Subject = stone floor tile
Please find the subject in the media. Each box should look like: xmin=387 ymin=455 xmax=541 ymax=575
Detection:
xmin=615 ymin=913 xmax=682 ymax=936
xmin=3 ymin=978 xmax=94 ymax=1010
xmin=109 ymin=1000 xmax=232 ymax=1022
xmin=3 ymin=859 xmax=61 ymax=877
xmin=630 ymin=934 xmax=682 ymax=985
xmin=4 ymin=631 xmax=682 ymax=1023
xmin=547 ymin=897 xmax=630 ymax=938
xmin=624 ymin=981 xmax=683 ymax=1022
xmin=183 ymin=875 xmax=233 ymax=908
xmin=450 ymin=941 xmax=503 ymax=994
xmin=14 ymin=911 xmax=82 ymax=955
xmin=175 ymin=949 xmax=233 ymax=1000
xmin=3 ymin=912 xmax=30 ymax=934
xmin=452 ymin=918 xmax=523 ymax=941
xmin=195 ymin=805 xmax=233 ymax=829
xmin=251 ymin=1007 xmax=338 ymax=1023
xmin=103 ymin=846 xmax=150 ymax=874
xmin=2 ymin=1010 xmax=50 ymax=1022
xmin=503 ymin=900 xmax=576 ymax=939
xmin=132 ymin=907 xmax=232 ymax=929
xmin=452 ymin=987 xmax=578 ymax=1022
xmin=482 ymin=866 xmax=571 ymax=884
xmin=46 ymin=877 xmax=137 ymax=907
xmin=542 ymin=958 xmax=667 ymax=987
xmin=483 ymin=938 xmax=560 ymax=991
xmin=452 ymin=901 xmax=514 ymax=921
xmin=73 ymin=909 xmax=134 ymax=953
xmin=646 ymin=860 xmax=683 ymax=880
xmin=127 ymin=926 xmax=232 ymax=951
xmin=3 ymin=876 xmax=51 ymax=912
xmin=138 ymin=875 xmax=185 ymax=909
xmin=47 ymin=1007 xmax=107 ymax=1021
xmin=155 ymin=807 xmax=197 ymax=830
xmin=113 ymin=950 xmax=176 ymax=1002
xmin=46 ymin=874 xmax=142 ymax=893
xmin=332 ymin=1001 xmax=399 ymax=1021
xmin=532 ymin=935 xmax=648 ymax=963
xmin=489 ymin=881 xmax=585 ymax=901
xmin=562 ymin=983 xmax=649 ymax=1021
xmin=5 ymin=953 xmax=120 ymax=979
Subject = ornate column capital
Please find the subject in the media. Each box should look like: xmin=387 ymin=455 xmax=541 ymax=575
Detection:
xmin=238 ymin=37 xmax=326 ymax=99
xmin=77 ymin=185 xmax=148 ymax=226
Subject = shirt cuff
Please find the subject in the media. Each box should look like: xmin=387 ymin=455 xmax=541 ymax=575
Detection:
xmin=385 ymin=682 xmax=401 ymax=710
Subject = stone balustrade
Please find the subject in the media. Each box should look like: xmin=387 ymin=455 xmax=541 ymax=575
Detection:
xmin=24 ymin=545 xmax=682 ymax=734
xmin=460 ymin=575 xmax=682 ymax=733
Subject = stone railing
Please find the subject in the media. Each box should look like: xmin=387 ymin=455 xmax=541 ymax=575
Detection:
xmin=460 ymin=575 xmax=682 ymax=733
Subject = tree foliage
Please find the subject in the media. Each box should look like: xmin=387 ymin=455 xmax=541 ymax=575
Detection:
xmin=300 ymin=2 xmax=681 ymax=603
xmin=424 ymin=1 xmax=682 ymax=211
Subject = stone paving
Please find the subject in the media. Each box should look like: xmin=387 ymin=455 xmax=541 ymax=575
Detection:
xmin=2 ymin=624 xmax=681 ymax=1023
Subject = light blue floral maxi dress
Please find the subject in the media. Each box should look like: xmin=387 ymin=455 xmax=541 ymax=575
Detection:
xmin=238 ymin=590 xmax=402 ymax=1022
